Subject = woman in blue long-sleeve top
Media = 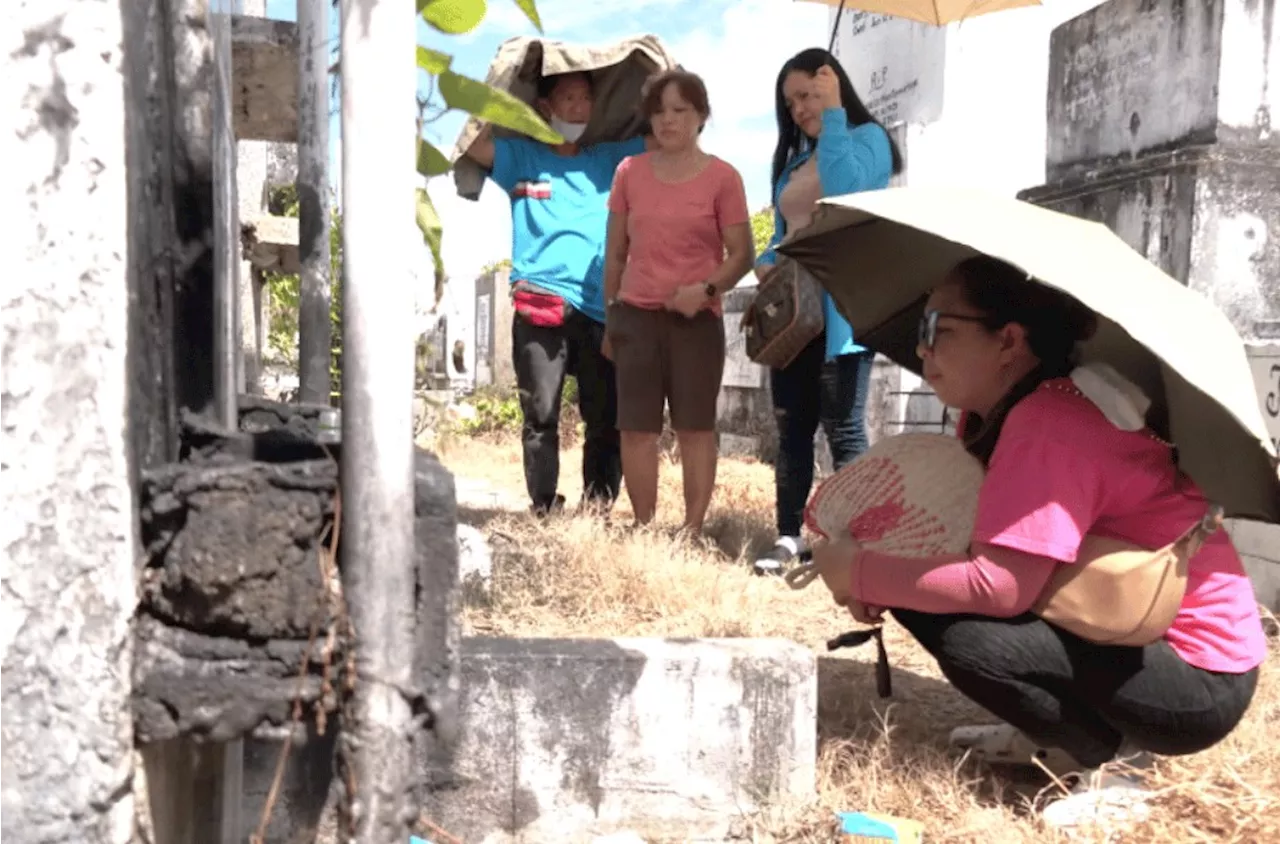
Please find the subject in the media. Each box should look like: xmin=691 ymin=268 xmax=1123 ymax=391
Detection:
xmin=753 ymin=47 xmax=904 ymax=575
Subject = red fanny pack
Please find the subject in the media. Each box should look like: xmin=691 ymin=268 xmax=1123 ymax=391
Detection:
xmin=512 ymin=283 xmax=567 ymax=328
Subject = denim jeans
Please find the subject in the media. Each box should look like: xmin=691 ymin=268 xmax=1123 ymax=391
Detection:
xmin=512 ymin=306 xmax=621 ymax=512
xmin=769 ymin=337 xmax=873 ymax=537
xmin=893 ymin=608 xmax=1260 ymax=767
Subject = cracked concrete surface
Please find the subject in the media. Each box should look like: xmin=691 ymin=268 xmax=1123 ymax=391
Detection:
xmin=2 ymin=2 xmax=137 ymax=842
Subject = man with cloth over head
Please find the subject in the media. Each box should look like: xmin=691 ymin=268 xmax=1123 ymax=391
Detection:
xmin=465 ymin=70 xmax=654 ymax=516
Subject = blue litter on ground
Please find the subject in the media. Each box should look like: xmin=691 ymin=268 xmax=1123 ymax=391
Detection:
xmin=839 ymin=812 xmax=901 ymax=840
xmin=836 ymin=811 xmax=925 ymax=842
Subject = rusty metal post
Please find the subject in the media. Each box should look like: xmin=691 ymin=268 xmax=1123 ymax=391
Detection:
xmin=338 ymin=0 xmax=419 ymax=839
xmin=297 ymin=0 xmax=332 ymax=404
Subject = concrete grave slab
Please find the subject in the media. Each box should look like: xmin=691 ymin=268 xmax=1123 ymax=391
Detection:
xmin=718 ymin=432 xmax=762 ymax=460
xmin=425 ymin=637 xmax=818 ymax=843
xmin=241 ymin=213 xmax=301 ymax=274
xmin=1045 ymin=0 xmax=1278 ymax=179
xmin=232 ymin=16 xmax=299 ymax=143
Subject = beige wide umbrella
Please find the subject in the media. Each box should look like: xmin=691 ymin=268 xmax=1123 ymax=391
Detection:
xmin=775 ymin=185 xmax=1280 ymax=524
xmin=450 ymin=34 xmax=679 ymax=201
xmin=797 ymin=0 xmax=1042 ymax=27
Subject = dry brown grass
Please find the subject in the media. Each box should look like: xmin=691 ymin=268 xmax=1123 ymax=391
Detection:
xmin=438 ymin=437 xmax=1280 ymax=844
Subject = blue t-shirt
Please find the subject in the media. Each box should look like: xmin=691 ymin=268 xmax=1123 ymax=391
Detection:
xmin=489 ymin=135 xmax=646 ymax=324
xmin=756 ymin=112 xmax=893 ymax=362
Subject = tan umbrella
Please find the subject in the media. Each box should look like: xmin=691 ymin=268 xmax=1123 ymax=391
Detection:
xmin=797 ymin=0 xmax=1042 ymax=27
xmin=775 ymin=185 xmax=1280 ymax=524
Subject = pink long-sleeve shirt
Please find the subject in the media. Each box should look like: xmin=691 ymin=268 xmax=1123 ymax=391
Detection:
xmin=852 ymin=379 xmax=1267 ymax=674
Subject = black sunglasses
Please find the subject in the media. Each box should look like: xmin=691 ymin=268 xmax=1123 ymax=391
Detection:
xmin=917 ymin=309 xmax=993 ymax=350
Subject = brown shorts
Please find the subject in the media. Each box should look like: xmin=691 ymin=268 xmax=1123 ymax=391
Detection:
xmin=607 ymin=302 xmax=726 ymax=433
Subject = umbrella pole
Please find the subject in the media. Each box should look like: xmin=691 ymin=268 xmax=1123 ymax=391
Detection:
xmin=828 ymin=0 xmax=848 ymax=54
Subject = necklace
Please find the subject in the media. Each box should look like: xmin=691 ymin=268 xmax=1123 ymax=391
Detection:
xmin=1038 ymin=379 xmax=1177 ymax=450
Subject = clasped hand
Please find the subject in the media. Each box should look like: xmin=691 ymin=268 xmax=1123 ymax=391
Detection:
xmin=664 ymin=283 xmax=707 ymax=318
xmin=809 ymin=533 xmax=884 ymax=625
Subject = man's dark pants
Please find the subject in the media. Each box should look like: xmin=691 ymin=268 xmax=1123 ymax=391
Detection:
xmin=512 ymin=305 xmax=621 ymax=513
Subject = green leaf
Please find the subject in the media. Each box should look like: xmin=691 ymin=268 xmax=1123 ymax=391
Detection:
xmin=438 ymin=70 xmax=562 ymax=144
xmin=416 ymin=46 xmax=452 ymax=75
xmin=421 ymin=0 xmax=486 ymax=35
xmin=416 ymin=187 xmax=446 ymax=302
xmin=750 ymin=206 xmax=775 ymax=256
xmin=510 ymin=0 xmax=543 ymax=32
xmin=417 ymin=138 xmax=452 ymax=176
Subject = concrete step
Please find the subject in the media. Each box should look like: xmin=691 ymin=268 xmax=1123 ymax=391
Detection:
xmin=241 ymin=214 xmax=299 ymax=274
xmin=452 ymin=475 xmax=529 ymax=512
xmin=232 ymin=16 xmax=298 ymax=143
xmin=425 ymin=637 xmax=818 ymax=843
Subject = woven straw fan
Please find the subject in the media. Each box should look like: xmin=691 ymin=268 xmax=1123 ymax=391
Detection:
xmin=786 ymin=433 xmax=986 ymax=590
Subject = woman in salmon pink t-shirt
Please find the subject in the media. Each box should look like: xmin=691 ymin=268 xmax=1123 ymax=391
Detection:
xmin=601 ymin=69 xmax=753 ymax=534
xmin=810 ymin=256 xmax=1267 ymax=831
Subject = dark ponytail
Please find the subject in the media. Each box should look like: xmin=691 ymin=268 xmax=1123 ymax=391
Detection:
xmin=951 ymin=256 xmax=1098 ymax=465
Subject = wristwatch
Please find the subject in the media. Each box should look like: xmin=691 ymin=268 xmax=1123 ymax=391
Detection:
xmin=703 ymin=281 xmax=718 ymax=299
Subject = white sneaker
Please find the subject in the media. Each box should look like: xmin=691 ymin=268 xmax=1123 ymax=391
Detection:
xmin=948 ymin=724 xmax=1079 ymax=776
xmin=753 ymin=535 xmax=805 ymax=576
xmin=1040 ymin=760 xmax=1154 ymax=831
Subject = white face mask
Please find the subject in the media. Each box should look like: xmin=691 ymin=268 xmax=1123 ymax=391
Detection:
xmin=549 ymin=115 xmax=587 ymax=143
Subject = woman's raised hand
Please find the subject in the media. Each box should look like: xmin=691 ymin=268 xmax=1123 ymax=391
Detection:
xmin=813 ymin=64 xmax=842 ymax=111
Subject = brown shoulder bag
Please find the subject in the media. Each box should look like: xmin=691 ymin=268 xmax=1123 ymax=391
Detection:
xmin=741 ymin=256 xmax=825 ymax=370
xmin=1031 ymin=505 xmax=1224 ymax=646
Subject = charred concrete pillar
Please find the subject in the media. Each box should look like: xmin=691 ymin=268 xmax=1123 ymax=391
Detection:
xmin=2 ymin=2 xmax=137 ymax=842
xmin=120 ymin=0 xmax=250 ymax=838
xmin=106 ymin=0 xmax=460 ymax=836
xmin=1019 ymin=0 xmax=1280 ymax=607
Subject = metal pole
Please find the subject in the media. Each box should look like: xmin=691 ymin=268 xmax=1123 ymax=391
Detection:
xmin=213 ymin=26 xmax=242 ymax=425
xmin=212 ymin=0 xmax=245 ymax=837
xmin=828 ymin=0 xmax=847 ymax=55
xmin=338 ymin=0 xmax=418 ymax=840
xmin=297 ymin=0 xmax=333 ymax=404
xmin=219 ymin=740 xmax=244 ymax=844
